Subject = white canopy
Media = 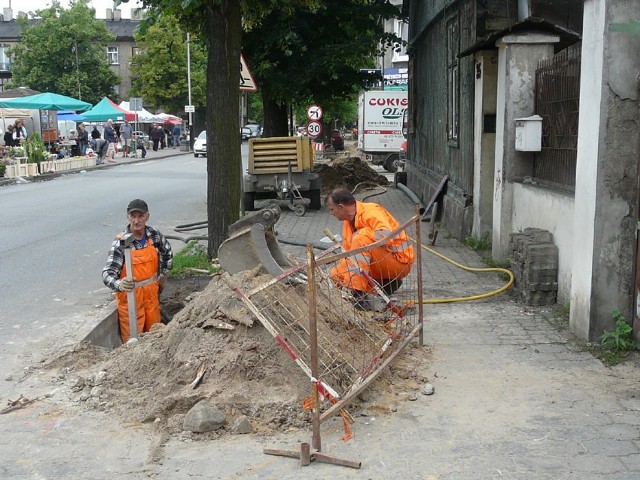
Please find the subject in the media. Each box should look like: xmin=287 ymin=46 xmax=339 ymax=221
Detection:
xmin=119 ymin=101 xmax=162 ymax=123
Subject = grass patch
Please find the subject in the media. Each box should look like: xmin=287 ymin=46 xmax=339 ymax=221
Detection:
xmin=462 ymin=233 xmax=492 ymax=251
xmin=169 ymin=241 xmax=220 ymax=276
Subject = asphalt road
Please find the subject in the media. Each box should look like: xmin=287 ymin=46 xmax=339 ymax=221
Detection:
xmin=0 ymin=154 xmax=208 ymax=389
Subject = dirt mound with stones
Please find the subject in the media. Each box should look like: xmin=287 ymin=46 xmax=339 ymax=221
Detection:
xmin=48 ymin=271 xmax=314 ymax=438
xmin=44 ymin=250 xmax=430 ymax=444
xmin=314 ymin=156 xmax=388 ymax=194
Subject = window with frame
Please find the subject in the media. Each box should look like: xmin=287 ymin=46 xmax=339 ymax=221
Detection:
xmin=132 ymin=47 xmax=142 ymax=57
xmin=107 ymin=46 xmax=119 ymax=65
xmin=0 ymin=45 xmax=10 ymax=71
xmin=392 ymin=19 xmax=409 ymax=63
xmin=446 ymin=16 xmax=460 ymax=143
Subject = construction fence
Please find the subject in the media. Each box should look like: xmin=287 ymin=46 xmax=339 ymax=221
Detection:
xmin=230 ymin=210 xmax=424 ymax=423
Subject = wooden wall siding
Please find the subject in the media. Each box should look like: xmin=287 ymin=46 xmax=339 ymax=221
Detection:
xmin=480 ymin=0 xmax=520 ymax=33
xmin=532 ymin=1 xmax=583 ymax=32
xmin=411 ymin=0 xmax=475 ymax=196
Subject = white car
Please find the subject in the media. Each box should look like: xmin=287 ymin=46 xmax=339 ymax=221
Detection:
xmin=194 ymin=130 xmax=206 ymax=157
xmin=131 ymin=130 xmax=150 ymax=142
xmin=246 ymin=124 xmax=261 ymax=138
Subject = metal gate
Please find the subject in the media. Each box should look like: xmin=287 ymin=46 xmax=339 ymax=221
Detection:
xmin=534 ymin=45 xmax=581 ymax=191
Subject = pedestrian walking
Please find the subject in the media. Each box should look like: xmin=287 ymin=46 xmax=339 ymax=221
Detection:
xmin=172 ymin=124 xmax=181 ymax=149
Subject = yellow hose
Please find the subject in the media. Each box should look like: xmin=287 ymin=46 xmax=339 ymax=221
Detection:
xmin=410 ymin=237 xmax=514 ymax=304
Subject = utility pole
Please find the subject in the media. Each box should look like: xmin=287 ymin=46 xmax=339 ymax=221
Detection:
xmin=73 ymin=42 xmax=81 ymax=100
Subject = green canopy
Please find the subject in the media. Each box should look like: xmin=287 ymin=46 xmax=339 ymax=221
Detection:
xmin=0 ymin=92 xmax=91 ymax=111
xmin=81 ymin=97 xmax=132 ymax=122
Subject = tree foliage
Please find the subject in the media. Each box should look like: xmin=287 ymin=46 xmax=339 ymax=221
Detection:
xmin=8 ymin=0 xmax=120 ymax=104
xmin=129 ymin=16 xmax=207 ymax=113
xmin=242 ymin=0 xmax=402 ymax=136
xmin=126 ymin=0 xmax=319 ymax=256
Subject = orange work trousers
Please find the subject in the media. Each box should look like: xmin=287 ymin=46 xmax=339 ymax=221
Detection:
xmin=330 ymin=227 xmax=412 ymax=293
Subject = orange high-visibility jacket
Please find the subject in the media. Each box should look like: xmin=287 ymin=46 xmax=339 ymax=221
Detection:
xmin=332 ymin=201 xmax=414 ymax=292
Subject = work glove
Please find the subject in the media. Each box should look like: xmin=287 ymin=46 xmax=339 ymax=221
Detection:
xmin=158 ymin=274 xmax=167 ymax=294
xmin=119 ymin=277 xmax=135 ymax=292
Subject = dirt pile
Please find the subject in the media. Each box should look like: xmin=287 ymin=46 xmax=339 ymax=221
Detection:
xmin=49 ymin=271 xmax=313 ymax=437
xmin=45 ymin=263 xmax=430 ymax=442
xmin=314 ymin=156 xmax=388 ymax=194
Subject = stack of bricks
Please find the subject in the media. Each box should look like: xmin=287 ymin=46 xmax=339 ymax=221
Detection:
xmin=509 ymin=228 xmax=558 ymax=306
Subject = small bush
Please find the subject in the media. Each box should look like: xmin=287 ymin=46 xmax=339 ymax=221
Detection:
xmin=590 ymin=310 xmax=636 ymax=366
xmin=600 ymin=310 xmax=635 ymax=350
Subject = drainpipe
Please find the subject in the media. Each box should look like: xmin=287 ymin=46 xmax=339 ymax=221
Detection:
xmin=518 ymin=0 xmax=530 ymax=21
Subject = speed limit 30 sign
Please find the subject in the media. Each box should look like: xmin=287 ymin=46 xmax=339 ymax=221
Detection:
xmin=306 ymin=121 xmax=323 ymax=138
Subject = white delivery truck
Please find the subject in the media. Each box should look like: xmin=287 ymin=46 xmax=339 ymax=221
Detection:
xmin=357 ymin=90 xmax=408 ymax=172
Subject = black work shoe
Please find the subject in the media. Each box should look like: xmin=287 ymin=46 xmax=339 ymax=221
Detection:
xmin=382 ymin=278 xmax=402 ymax=295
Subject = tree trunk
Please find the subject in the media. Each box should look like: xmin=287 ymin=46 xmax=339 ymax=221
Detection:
xmin=262 ymin=95 xmax=289 ymax=137
xmin=205 ymin=0 xmax=242 ymax=257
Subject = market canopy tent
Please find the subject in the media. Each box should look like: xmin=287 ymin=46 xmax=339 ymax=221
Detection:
xmin=118 ymin=101 xmax=162 ymax=123
xmin=0 ymin=92 xmax=91 ymax=111
xmin=157 ymin=113 xmax=183 ymax=125
xmin=57 ymin=110 xmax=87 ymax=122
xmin=82 ymin=97 xmax=136 ymax=122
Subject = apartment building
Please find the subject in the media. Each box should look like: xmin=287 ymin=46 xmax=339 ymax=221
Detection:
xmin=0 ymin=7 xmax=140 ymax=99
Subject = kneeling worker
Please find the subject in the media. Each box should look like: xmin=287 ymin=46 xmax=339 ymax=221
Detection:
xmin=102 ymin=199 xmax=173 ymax=343
xmin=325 ymin=187 xmax=414 ymax=306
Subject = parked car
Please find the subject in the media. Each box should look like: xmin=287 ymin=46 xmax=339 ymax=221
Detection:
xmin=132 ymin=130 xmax=150 ymax=142
xmin=246 ymin=124 xmax=261 ymax=138
xmin=240 ymin=127 xmax=251 ymax=141
xmin=193 ymin=130 xmax=206 ymax=157
xmin=330 ymin=129 xmax=345 ymax=150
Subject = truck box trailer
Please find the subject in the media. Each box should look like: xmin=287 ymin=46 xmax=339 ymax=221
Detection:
xmin=357 ymin=90 xmax=408 ymax=172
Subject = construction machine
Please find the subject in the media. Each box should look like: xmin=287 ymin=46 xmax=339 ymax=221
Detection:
xmin=243 ymin=136 xmax=322 ymax=216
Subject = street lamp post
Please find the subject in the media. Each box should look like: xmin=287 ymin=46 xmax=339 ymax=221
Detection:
xmin=186 ymin=32 xmax=193 ymax=150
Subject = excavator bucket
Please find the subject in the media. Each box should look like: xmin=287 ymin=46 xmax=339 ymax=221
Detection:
xmin=217 ymin=205 xmax=296 ymax=277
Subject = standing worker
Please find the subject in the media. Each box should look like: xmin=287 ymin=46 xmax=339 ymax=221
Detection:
xmin=325 ymin=186 xmax=414 ymax=307
xmin=102 ymin=199 xmax=173 ymax=343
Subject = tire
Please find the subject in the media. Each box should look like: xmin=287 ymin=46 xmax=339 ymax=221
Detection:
xmin=242 ymin=191 xmax=256 ymax=212
xmin=384 ymin=153 xmax=400 ymax=173
xmin=194 ymin=153 xmax=199 ymax=158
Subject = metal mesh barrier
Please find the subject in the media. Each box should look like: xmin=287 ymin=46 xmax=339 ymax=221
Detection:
xmin=229 ymin=211 xmax=423 ymax=421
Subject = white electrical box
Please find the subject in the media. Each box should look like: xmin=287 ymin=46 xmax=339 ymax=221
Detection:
xmin=515 ymin=115 xmax=542 ymax=152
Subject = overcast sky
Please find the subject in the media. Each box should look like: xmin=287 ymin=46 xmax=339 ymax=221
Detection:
xmin=3 ymin=0 xmax=143 ymax=19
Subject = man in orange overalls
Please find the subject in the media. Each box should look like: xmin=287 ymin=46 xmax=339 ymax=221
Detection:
xmin=325 ymin=187 xmax=414 ymax=307
xmin=102 ymin=199 xmax=173 ymax=343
